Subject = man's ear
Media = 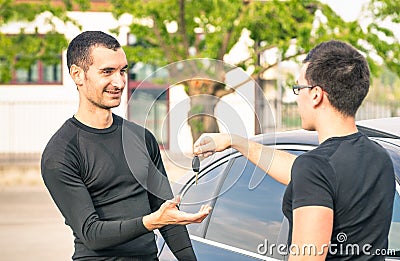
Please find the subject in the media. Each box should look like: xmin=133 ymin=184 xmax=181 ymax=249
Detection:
xmin=311 ymin=86 xmax=324 ymax=107
xmin=70 ymin=64 xmax=84 ymax=86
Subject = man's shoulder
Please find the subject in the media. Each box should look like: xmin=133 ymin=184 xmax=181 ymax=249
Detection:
xmin=358 ymin=133 xmax=388 ymax=153
xmin=297 ymin=148 xmax=330 ymax=163
xmin=307 ymin=132 xmax=384 ymax=158
xmin=292 ymin=149 xmax=336 ymax=180
xmin=338 ymin=132 xmax=390 ymax=160
xmin=43 ymin=118 xmax=77 ymax=154
xmin=121 ymin=117 xmax=144 ymax=132
xmin=121 ymin=118 xmax=157 ymax=142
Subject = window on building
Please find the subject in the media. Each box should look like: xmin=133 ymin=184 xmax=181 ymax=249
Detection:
xmin=0 ymin=32 xmax=64 ymax=85
xmin=12 ymin=58 xmax=62 ymax=84
xmin=129 ymin=62 xmax=169 ymax=82
xmin=127 ymin=61 xmax=170 ymax=148
xmin=128 ymin=88 xmax=169 ymax=148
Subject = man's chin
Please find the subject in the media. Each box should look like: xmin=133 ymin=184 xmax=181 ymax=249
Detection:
xmin=109 ymin=103 xmax=121 ymax=109
xmin=100 ymin=102 xmax=121 ymax=110
xmin=301 ymin=123 xmax=316 ymax=131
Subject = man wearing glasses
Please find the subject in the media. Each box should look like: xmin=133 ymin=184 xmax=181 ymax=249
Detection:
xmin=194 ymin=40 xmax=395 ymax=260
xmin=292 ymin=84 xmax=318 ymax=95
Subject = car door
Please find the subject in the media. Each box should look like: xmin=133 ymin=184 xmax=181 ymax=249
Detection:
xmin=159 ymin=146 xmax=308 ymax=260
xmin=159 ymin=154 xmax=288 ymax=260
xmin=201 ymin=154 xmax=288 ymax=260
xmin=377 ymin=140 xmax=400 ymax=258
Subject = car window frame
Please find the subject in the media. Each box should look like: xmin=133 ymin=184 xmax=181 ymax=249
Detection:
xmin=179 ymin=158 xmax=235 ymax=237
xmin=179 ymin=144 xmax=317 ymax=237
xmin=203 ymin=154 xmax=287 ymax=258
xmin=373 ymin=138 xmax=400 ymax=256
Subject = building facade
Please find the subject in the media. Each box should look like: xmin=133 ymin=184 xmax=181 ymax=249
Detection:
xmin=0 ymin=10 xmax=257 ymax=165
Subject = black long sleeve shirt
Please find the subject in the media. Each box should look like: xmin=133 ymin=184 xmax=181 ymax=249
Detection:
xmin=41 ymin=114 xmax=195 ymax=260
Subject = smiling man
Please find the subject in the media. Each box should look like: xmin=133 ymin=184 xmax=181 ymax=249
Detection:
xmin=41 ymin=31 xmax=211 ymax=261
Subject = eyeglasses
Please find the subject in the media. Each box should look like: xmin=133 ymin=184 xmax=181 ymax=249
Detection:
xmin=292 ymin=85 xmax=317 ymax=95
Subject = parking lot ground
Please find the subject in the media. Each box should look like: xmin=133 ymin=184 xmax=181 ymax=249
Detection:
xmin=0 ymin=184 xmax=74 ymax=261
xmin=0 ymin=150 xmax=190 ymax=260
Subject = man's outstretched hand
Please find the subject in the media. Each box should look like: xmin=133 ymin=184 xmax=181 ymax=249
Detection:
xmin=143 ymin=196 xmax=212 ymax=231
xmin=193 ymin=133 xmax=233 ymax=158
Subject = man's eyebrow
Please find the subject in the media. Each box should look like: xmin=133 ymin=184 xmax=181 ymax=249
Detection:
xmin=98 ymin=65 xmax=128 ymax=71
xmin=99 ymin=67 xmax=116 ymax=71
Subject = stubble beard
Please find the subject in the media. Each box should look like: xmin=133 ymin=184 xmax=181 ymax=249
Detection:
xmin=87 ymin=92 xmax=121 ymax=110
xmin=83 ymin=74 xmax=122 ymax=110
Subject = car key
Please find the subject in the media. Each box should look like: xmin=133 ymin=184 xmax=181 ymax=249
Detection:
xmin=192 ymin=156 xmax=200 ymax=185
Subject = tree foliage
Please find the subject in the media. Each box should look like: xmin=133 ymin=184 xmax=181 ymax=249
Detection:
xmin=1 ymin=0 xmax=399 ymax=137
xmin=0 ymin=0 xmax=90 ymax=83
xmin=110 ymin=0 xmax=399 ymax=76
xmin=110 ymin=0 xmax=400 ymax=139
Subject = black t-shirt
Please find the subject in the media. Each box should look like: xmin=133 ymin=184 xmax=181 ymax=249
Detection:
xmin=282 ymin=132 xmax=395 ymax=260
xmin=41 ymin=114 xmax=195 ymax=260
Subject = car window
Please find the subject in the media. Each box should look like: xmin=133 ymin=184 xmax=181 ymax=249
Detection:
xmin=180 ymin=161 xmax=230 ymax=236
xmin=384 ymin=145 xmax=400 ymax=256
xmin=205 ymin=155 xmax=288 ymax=259
xmin=384 ymin=144 xmax=400 ymax=178
xmin=389 ymin=189 xmax=400 ymax=256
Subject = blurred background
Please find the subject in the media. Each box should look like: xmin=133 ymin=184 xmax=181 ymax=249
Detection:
xmin=0 ymin=0 xmax=399 ymax=260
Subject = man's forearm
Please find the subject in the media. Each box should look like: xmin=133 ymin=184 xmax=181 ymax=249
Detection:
xmin=231 ymin=134 xmax=295 ymax=185
xmin=160 ymin=225 xmax=196 ymax=260
xmin=142 ymin=211 xmax=162 ymax=231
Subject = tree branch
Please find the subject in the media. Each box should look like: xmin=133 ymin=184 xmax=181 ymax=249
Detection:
xmin=257 ymin=50 xmax=306 ymax=78
xmin=217 ymin=2 xmax=250 ymax=60
xmin=179 ymin=0 xmax=189 ymax=57
xmin=214 ymin=87 xmax=235 ymax=98
xmin=151 ymin=15 xmax=178 ymax=62
xmin=255 ymin=43 xmax=278 ymax=56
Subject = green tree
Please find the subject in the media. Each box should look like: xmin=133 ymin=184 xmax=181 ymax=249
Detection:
xmin=0 ymin=0 xmax=90 ymax=83
xmin=111 ymin=0 xmax=400 ymax=141
xmin=367 ymin=66 xmax=400 ymax=116
xmin=2 ymin=1 xmax=399 ymax=139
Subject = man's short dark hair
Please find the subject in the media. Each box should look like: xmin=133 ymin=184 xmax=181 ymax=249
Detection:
xmin=303 ymin=40 xmax=370 ymax=117
xmin=67 ymin=31 xmax=121 ymax=72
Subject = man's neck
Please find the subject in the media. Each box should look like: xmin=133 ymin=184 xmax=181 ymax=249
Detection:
xmin=316 ymin=111 xmax=358 ymax=144
xmin=74 ymin=108 xmax=114 ymax=129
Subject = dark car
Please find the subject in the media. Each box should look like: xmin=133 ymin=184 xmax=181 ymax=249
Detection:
xmin=157 ymin=117 xmax=400 ymax=260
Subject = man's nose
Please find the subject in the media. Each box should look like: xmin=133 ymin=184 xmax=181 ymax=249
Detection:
xmin=112 ymin=73 xmax=126 ymax=88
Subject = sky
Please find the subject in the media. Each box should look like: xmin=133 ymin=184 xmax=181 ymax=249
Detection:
xmin=322 ymin=0 xmax=400 ymax=38
xmin=321 ymin=0 xmax=370 ymax=22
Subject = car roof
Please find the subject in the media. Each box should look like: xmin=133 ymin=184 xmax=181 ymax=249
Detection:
xmin=356 ymin=117 xmax=400 ymax=139
xmin=251 ymin=129 xmax=319 ymax=146
xmin=174 ymin=130 xmax=320 ymax=192
xmin=197 ymin=117 xmax=400 ymax=173
xmin=175 ymin=118 xmax=400 ymax=192
xmin=195 ymin=130 xmax=319 ymax=171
